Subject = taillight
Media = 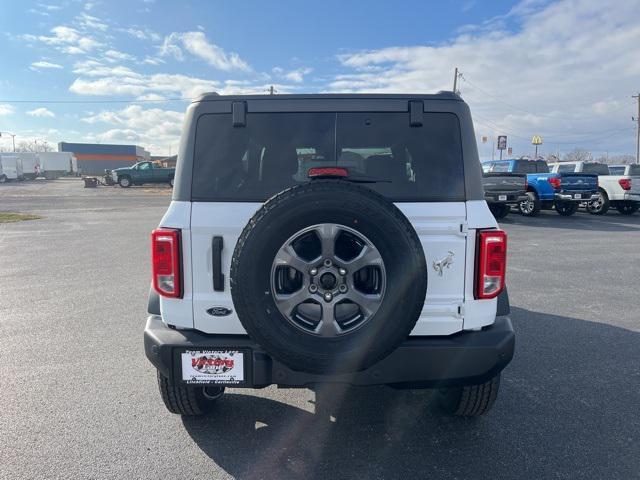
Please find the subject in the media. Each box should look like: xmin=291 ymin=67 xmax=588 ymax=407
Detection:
xmin=524 ymin=177 xmax=528 ymax=189
xmin=619 ymin=178 xmax=631 ymax=190
xmin=475 ymin=230 xmax=507 ymax=300
xmin=151 ymin=228 xmax=182 ymax=298
xmin=548 ymin=176 xmax=561 ymax=190
xmin=308 ymin=167 xmax=349 ymax=178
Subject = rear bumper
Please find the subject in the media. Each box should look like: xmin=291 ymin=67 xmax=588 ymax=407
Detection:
xmin=484 ymin=192 xmax=528 ymax=204
xmin=623 ymin=193 xmax=640 ymax=202
xmin=144 ymin=315 xmax=515 ymax=388
xmin=554 ymin=192 xmax=598 ymax=202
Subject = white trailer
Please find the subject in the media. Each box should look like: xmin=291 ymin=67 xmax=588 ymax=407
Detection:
xmin=39 ymin=152 xmax=76 ymax=179
xmin=15 ymin=152 xmax=39 ymax=179
xmin=0 ymin=155 xmax=23 ymax=182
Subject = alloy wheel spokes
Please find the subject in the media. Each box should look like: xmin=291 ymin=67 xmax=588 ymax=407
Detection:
xmin=270 ymin=223 xmax=386 ymax=336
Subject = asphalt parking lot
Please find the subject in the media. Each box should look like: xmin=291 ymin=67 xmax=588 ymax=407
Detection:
xmin=1 ymin=178 xmax=639 ymax=479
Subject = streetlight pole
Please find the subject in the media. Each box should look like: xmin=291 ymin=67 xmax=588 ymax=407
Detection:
xmin=0 ymin=131 xmax=16 ymax=152
xmin=633 ymin=93 xmax=640 ymax=164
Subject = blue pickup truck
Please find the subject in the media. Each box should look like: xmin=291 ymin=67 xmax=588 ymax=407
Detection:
xmin=482 ymin=158 xmax=599 ymax=216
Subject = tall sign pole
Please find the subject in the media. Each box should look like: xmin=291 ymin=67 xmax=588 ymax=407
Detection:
xmin=634 ymin=93 xmax=640 ymax=164
xmin=532 ymin=135 xmax=543 ymax=158
xmin=497 ymin=135 xmax=507 ymax=160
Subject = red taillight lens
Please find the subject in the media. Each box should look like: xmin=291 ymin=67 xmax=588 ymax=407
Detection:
xmin=619 ymin=178 xmax=631 ymax=190
xmin=548 ymin=176 xmax=561 ymax=190
xmin=475 ymin=229 xmax=507 ymax=300
xmin=151 ymin=228 xmax=182 ymax=298
xmin=308 ymin=167 xmax=349 ymax=178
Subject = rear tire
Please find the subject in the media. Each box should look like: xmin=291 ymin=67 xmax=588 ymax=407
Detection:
xmin=587 ymin=190 xmax=609 ymax=215
xmin=489 ymin=204 xmax=510 ymax=219
xmin=0 ymin=175 xmax=6 ymax=184
xmin=616 ymin=201 xmax=639 ymax=215
xmin=519 ymin=192 xmax=541 ymax=217
xmin=156 ymin=371 xmax=225 ymax=415
xmin=437 ymin=374 xmax=501 ymax=417
xmin=169 ymin=177 xmax=174 ymax=187
xmin=555 ymin=201 xmax=578 ymax=216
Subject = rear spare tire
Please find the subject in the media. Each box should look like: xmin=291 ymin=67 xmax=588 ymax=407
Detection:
xmin=230 ymin=180 xmax=427 ymax=374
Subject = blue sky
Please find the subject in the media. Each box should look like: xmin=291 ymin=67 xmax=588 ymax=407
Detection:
xmin=1 ymin=0 xmax=639 ymax=158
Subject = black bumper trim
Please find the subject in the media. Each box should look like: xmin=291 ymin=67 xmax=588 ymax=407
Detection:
xmin=144 ymin=315 xmax=515 ymax=388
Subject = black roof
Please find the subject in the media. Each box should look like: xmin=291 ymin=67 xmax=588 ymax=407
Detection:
xmin=193 ymin=91 xmax=462 ymax=103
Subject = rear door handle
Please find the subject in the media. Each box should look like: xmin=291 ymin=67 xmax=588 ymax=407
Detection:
xmin=212 ymin=236 xmax=224 ymax=291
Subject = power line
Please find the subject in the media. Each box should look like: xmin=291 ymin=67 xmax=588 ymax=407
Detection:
xmin=473 ymin=114 xmax=635 ymax=145
xmin=0 ymin=97 xmax=192 ymax=104
xmin=459 ymin=73 xmax=635 ymax=121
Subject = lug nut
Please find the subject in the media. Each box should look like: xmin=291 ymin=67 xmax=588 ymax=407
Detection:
xmin=323 ymin=259 xmax=332 ymax=267
xmin=338 ymin=284 xmax=348 ymax=293
xmin=338 ymin=268 xmax=347 ymax=276
xmin=324 ymin=292 xmax=333 ymax=302
xmin=309 ymin=284 xmax=318 ymax=293
xmin=310 ymin=268 xmax=318 ymax=276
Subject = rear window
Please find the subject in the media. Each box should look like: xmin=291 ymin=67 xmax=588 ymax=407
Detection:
xmin=557 ymin=163 xmax=576 ymax=173
xmin=191 ymin=112 xmax=464 ymax=202
xmin=629 ymin=165 xmax=640 ymax=176
xmin=513 ymin=161 xmax=537 ymax=173
xmin=608 ymin=166 xmax=625 ymax=175
xmin=583 ymin=163 xmax=610 ymax=175
xmin=486 ymin=162 xmax=510 ymax=173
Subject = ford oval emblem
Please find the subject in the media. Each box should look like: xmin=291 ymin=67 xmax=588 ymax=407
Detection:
xmin=207 ymin=306 xmax=233 ymax=317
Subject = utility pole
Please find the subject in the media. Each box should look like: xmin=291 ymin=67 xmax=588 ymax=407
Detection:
xmin=633 ymin=93 xmax=640 ymax=164
xmin=0 ymin=131 xmax=16 ymax=152
xmin=268 ymin=85 xmax=277 ymax=95
xmin=453 ymin=67 xmax=459 ymax=94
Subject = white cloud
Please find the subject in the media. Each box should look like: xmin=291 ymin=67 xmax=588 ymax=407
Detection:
xmin=83 ymin=105 xmax=184 ymax=154
xmin=332 ymin=0 xmax=640 ymax=156
xmin=69 ymin=69 xmax=218 ymax=98
xmin=104 ymin=49 xmax=135 ymax=62
xmin=284 ymin=67 xmax=312 ymax=83
xmin=26 ymin=107 xmax=56 ymax=118
xmin=0 ymin=104 xmax=15 ymax=116
xmin=31 ymin=61 xmax=63 ymax=70
xmin=120 ymin=26 xmax=161 ymax=42
xmin=160 ymin=31 xmax=250 ymax=71
xmin=35 ymin=26 xmax=102 ymax=54
xmin=76 ymin=13 xmax=108 ymax=32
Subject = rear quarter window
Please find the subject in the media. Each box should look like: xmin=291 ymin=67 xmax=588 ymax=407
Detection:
xmin=191 ymin=111 xmax=465 ymax=202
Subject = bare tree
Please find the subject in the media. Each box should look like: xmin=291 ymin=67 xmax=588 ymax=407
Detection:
xmin=563 ymin=148 xmax=593 ymax=163
xmin=15 ymin=140 xmax=54 ymax=153
xmin=608 ymin=154 xmax=635 ymax=165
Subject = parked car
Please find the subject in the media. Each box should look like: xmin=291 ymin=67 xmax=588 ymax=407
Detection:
xmin=481 ymin=165 xmax=528 ymax=219
xmin=0 ymin=154 xmax=23 ymax=182
xmin=549 ymin=162 xmax=640 ymax=215
xmin=144 ymin=92 xmax=514 ymax=418
xmin=111 ymin=161 xmax=175 ymax=188
xmin=482 ymin=158 xmax=598 ymax=216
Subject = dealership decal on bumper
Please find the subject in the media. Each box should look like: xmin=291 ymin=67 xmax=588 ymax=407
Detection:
xmin=181 ymin=350 xmax=245 ymax=384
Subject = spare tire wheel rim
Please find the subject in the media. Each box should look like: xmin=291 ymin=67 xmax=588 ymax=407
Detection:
xmin=270 ymin=223 xmax=386 ymax=337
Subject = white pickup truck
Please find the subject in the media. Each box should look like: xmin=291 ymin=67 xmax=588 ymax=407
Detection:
xmin=549 ymin=162 xmax=640 ymax=215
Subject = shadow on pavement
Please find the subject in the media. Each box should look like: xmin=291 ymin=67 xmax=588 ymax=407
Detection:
xmin=182 ymin=307 xmax=640 ymax=479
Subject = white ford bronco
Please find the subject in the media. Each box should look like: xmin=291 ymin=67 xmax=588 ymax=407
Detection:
xmin=144 ymin=93 xmax=514 ymax=417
